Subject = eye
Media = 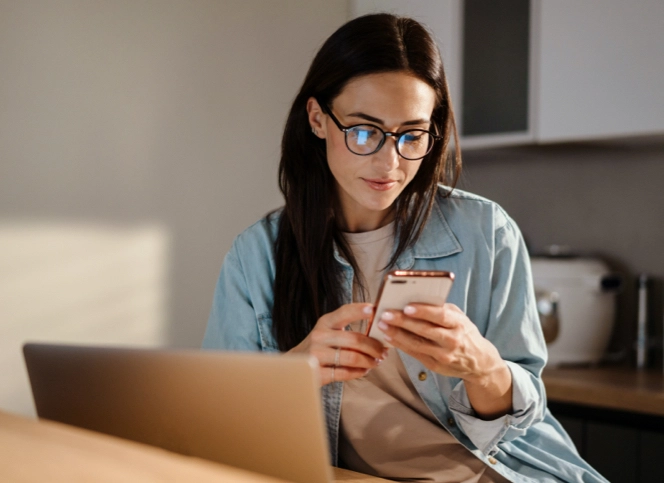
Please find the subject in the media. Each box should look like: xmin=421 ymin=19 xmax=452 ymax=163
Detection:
xmin=348 ymin=125 xmax=380 ymax=146
xmin=401 ymin=131 xmax=425 ymax=144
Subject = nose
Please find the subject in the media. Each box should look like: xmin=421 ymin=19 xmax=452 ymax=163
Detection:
xmin=372 ymin=135 xmax=400 ymax=171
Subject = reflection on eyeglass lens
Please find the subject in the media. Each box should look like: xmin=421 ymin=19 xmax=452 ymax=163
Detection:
xmin=348 ymin=126 xmax=379 ymax=150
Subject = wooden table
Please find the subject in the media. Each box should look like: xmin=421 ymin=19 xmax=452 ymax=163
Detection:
xmin=542 ymin=366 xmax=664 ymax=417
xmin=13 ymin=367 xmax=658 ymax=482
xmin=0 ymin=411 xmax=389 ymax=482
xmin=542 ymin=366 xmax=664 ymax=482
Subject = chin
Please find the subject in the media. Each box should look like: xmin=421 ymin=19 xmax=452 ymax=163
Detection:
xmin=364 ymin=195 xmax=399 ymax=212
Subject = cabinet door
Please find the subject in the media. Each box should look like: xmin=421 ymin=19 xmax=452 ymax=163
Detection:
xmin=462 ymin=0 xmax=530 ymax=137
xmin=640 ymin=430 xmax=664 ymax=483
xmin=585 ymin=421 xmax=637 ymax=483
xmin=535 ymin=0 xmax=664 ymax=142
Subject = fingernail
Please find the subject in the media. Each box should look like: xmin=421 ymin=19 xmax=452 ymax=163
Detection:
xmin=363 ymin=305 xmax=373 ymax=315
xmin=376 ymin=358 xmax=384 ymax=364
xmin=382 ymin=350 xmax=389 ymax=359
xmin=378 ymin=321 xmax=389 ymax=330
xmin=383 ymin=334 xmax=392 ymax=342
xmin=404 ymin=305 xmax=416 ymax=315
xmin=381 ymin=311 xmax=394 ymax=321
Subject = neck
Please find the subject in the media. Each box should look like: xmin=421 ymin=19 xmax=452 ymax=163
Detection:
xmin=339 ymin=209 xmax=395 ymax=233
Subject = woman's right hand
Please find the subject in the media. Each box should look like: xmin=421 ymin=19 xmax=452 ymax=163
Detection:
xmin=288 ymin=303 xmax=388 ymax=386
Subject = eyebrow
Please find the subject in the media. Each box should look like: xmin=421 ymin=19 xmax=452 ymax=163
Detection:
xmin=346 ymin=111 xmax=431 ymax=127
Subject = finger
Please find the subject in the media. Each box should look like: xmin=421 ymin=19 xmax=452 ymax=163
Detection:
xmin=379 ymin=311 xmax=442 ymax=344
xmin=322 ymin=347 xmax=382 ymax=369
xmin=381 ymin=324 xmax=441 ymax=360
xmin=321 ymin=303 xmax=374 ymax=330
xmin=322 ymin=366 xmax=370 ymax=385
xmin=379 ymin=312 xmax=461 ymax=353
xmin=314 ymin=330 xmax=387 ymax=360
xmin=402 ymin=303 xmax=461 ymax=329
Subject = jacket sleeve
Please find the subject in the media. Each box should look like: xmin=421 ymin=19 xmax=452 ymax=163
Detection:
xmin=448 ymin=211 xmax=548 ymax=456
xmin=202 ymin=239 xmax=263 ymax=352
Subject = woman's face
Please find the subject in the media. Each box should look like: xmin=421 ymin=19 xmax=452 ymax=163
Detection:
xmin=307 ymin=72 xmax=437 ymax=232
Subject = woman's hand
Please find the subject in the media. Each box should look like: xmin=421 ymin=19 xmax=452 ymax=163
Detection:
xmin=288 ymin=303 xmax=388 ymax=386
xmin=377 ymin=303 xmax=513 ymax=420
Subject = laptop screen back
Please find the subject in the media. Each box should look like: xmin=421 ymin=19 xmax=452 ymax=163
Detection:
xmin=23 ymin=343 xmax=332 ymax=483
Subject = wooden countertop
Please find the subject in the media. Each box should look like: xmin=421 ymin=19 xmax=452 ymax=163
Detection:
xmin=542 ymin=366 xmax=664 ymax=417
xmin=0 ymin=410 xmax=389 ymax=483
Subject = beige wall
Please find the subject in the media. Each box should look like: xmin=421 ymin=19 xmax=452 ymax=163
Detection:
xmin=0 ymin=0 xmax=349 ymax=416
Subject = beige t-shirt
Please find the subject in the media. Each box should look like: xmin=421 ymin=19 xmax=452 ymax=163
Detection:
xmin=340 ymin=222 xmax=509 ymax=483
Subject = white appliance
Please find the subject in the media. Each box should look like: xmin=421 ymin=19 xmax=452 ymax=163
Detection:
xmin=530 ymin=257 xmax=621 ymax=366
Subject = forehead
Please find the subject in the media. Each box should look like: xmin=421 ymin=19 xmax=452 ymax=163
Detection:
xmin=333 ymin=72 xmax=437 ymax=123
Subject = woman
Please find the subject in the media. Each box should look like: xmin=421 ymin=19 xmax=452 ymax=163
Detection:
xmin=203 ymin=13 xmax=607 ymax=483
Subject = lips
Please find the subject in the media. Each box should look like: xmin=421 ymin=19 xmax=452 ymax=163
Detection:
xmin=363 ymin=178 xmax=398 ymax=191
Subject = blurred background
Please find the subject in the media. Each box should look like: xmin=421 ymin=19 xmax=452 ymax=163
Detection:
xmin=1 ymin=0 xmax=663 ymax=447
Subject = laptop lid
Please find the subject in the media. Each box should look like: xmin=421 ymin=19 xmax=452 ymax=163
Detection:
xmin=23 ymin=343 xmax=333 ymax=483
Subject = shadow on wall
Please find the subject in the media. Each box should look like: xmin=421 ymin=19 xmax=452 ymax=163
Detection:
xmin=0 ymin=221 xmax=170 ymax=417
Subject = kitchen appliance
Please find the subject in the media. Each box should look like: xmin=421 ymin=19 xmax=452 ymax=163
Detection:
xmin=530 ymin=256 xmax=621 ymax=366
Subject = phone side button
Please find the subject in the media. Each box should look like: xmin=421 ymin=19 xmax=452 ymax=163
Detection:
xmin=418 ymin=371 xmax=427 ymax=381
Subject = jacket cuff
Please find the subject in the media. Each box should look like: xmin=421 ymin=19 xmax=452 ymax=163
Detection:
xmin=448 ymin=361 xmax=544 ymax=455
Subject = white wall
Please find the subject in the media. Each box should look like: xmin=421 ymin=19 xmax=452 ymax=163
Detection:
xmin=0 ymin=0 xmax=349 ymax=416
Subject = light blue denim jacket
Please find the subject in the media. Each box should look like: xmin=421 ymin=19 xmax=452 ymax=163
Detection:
xmin=202 ymin=186 xmax=608 ymax=483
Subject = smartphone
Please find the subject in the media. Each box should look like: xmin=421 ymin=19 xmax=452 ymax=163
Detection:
xmin=366 ymin=270 xmax=455 ymax=347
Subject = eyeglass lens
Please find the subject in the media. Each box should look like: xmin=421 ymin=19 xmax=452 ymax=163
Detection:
xmin=345 ymin=125 xmax=433 ymax=160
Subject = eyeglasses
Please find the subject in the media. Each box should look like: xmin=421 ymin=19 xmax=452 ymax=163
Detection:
xmin=320 ymin=103 xmax=441 ymax=161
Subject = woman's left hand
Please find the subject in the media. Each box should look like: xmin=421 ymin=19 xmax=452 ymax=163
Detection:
xmin=378 ymin=303 xmax=513 ymax=419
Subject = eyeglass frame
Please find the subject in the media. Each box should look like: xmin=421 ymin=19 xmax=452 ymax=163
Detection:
xmin=318 ymin=101 xmax=443 ymax=161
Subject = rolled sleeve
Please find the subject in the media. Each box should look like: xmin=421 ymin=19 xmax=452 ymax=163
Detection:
xmin=450 ymin=209 xmax=548 ymax=455
xmin=449 ymin=360 xmax=545 ymax=455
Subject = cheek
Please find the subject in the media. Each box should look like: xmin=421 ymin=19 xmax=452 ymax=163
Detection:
xmin=326 ymin=138 xmax=356 ymax=180
xmin=326 ymin=132 xmax=347 ymax=160
xmin=402 ymin=160 xmax=423 ymax=183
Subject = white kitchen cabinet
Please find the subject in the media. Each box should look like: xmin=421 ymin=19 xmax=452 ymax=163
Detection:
xmin=350 ymin=0 xmax=664 ymax=147
xmin=535 ymin=0 xmax=664 ymax=142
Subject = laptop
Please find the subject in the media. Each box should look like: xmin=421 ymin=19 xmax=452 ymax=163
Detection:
xmin=23 ymin=343 xmax=333 ymax=483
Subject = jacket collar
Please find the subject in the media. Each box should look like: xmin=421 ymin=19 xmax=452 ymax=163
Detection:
xmin=333 ymin=200 xmax=463 ymax=269
xmin=395 ymin=200 xmax=463 ymax=269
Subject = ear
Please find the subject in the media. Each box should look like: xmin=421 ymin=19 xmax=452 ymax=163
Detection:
xmin=306 ymin=97 xmax=327 ymax=139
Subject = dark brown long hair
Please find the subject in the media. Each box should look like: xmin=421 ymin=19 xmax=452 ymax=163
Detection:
xmin=272 ymin=13 xmax=461 ymax=351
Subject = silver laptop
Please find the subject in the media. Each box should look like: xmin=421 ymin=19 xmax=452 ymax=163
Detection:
xmin=23 ymin=343 xmax=333 ymax=483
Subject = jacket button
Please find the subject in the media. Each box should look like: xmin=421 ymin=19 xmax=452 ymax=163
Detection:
xmin=418 ymin=371 xmax=427 ymax=381
xmin=488 ymin=457 xmax=497 ymax=465
xmin=447 ymin=417 xmax=455 ymax=427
